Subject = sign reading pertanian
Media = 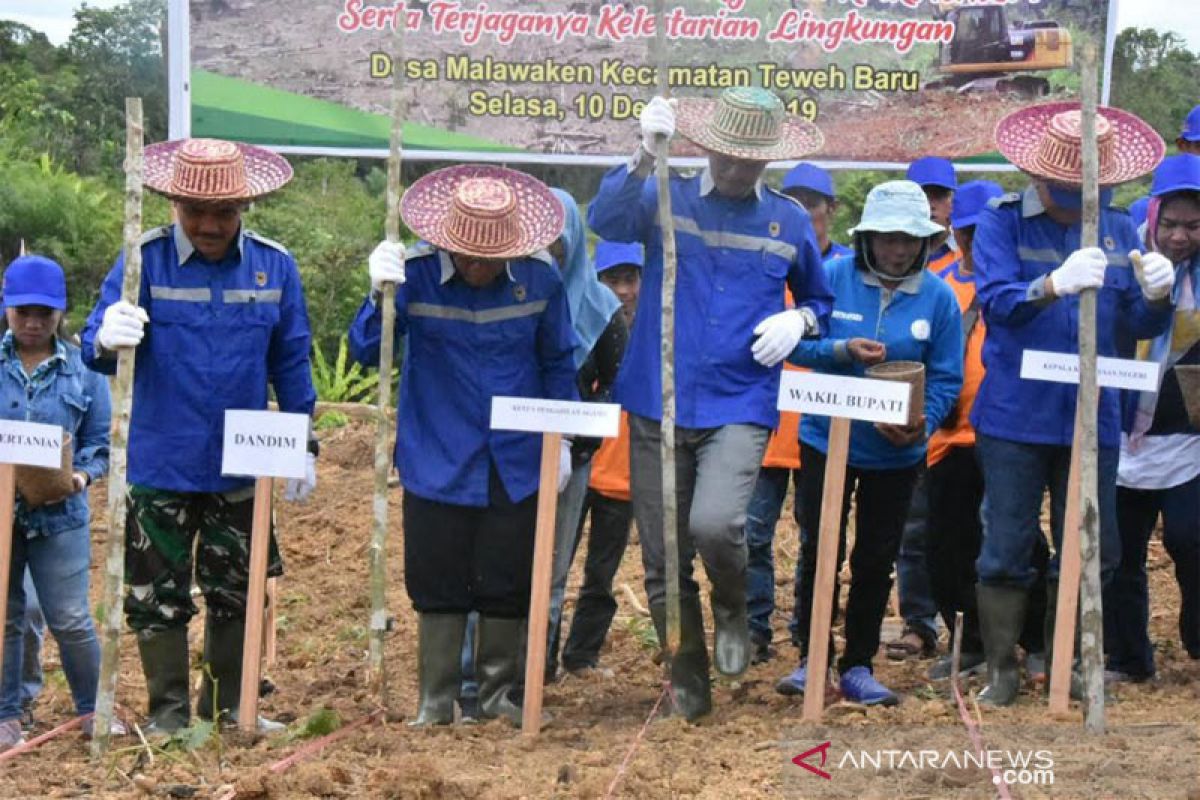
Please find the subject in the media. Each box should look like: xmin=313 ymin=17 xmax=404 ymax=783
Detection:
xmin=0 ymin=420 xmax=64 ymax=469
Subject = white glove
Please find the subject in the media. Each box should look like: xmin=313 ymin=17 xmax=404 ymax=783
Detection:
xmin=557 ymin=438 xmax=572 ymax=494
xmin=1049 ymin=247 xmax=1107 ymax=297
xmin=640 ymin=96 xmax=676 ymax=154
xmin=751 ymin=309 xmax=815 ymax=367
xmin=98 ymin=300 xmax=148 ymax=351
xmin=369 ymin=240 xmax=406 ymax=293
xmin=284 ymin=452 xmax=317 ymax=502
xmin=1132 ymin=250 xmax=1175 ymax=301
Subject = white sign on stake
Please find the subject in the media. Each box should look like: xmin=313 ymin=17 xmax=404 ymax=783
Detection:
xmin=221 ymin=410 xmax=310 ymax=479
xmin=778 ymin=371 xmax=910 ymax=425
xmin=0 ymin=420 xmax=64 ymax=469
xmin=491 ymin=397 xmax=621 ymax=438
xmin=1021 ymin=350 xmax=1160 ymax=392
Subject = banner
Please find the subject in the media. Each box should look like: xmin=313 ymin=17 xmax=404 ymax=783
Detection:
xmin=178 ymin=0 xmax=1116 ymax=166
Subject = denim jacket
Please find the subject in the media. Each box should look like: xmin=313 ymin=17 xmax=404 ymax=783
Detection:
xmin=0 ymin=334 xmax=111 ymax=536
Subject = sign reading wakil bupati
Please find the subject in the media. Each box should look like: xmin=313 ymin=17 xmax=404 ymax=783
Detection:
xmin=179 ymin=0 xmax=1115 ymax=165
xmin=491 ymin=397 xmax=621 ymax=438
xmin=1020 ymin=350 xmax=1161 ymax=392
xmin=221 ymin=410 xmax=310 ymax=480
xmin=778 ymin=370 xmax=909 ymax=425
xmin=0 ymin=419 xmax=64 ymax=469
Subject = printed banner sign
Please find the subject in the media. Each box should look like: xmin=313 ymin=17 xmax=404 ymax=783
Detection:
xmin=178 ymin=0 xmax=1115 ymax=166
xmin=778 ymin=370 xmax=909 ymax=424
xmin=491 ymin=397 xmax=621 ymax=438
xmin=221 ymin=410 xmax=310 ymax=479
xmin=1020 ymin=350 xmax=1161 ymax=392
xmin=0 ymin=420 xmax=64 ymax=469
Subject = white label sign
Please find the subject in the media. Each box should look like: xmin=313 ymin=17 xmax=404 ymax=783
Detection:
xmin=0 ymin=420 xmax=64 ymax=469
xmin=490 ymin=397 xmax=621 ymax=438
xmin=777 ymin=371 xmax=910 ymax=425
xmin=1020 ymin=351 xmax=1161 ymax=392
xmin=221 ymin=410 xmax=310 ymax=479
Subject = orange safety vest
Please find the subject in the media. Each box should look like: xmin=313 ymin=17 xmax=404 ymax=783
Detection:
xmin=927 ymin=259 xmax=986 ymax=467
xmin=589 ymin=411 xmax=631 ymax=502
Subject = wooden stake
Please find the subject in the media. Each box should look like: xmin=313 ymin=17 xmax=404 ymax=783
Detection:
xmin=802 ymin=417 xmax=851 ymax=722
xmin=1076 ymin=40 xmax=1106 ymax=734
xmin=92 ymin=97 xmax=144 ymax=757
xmin=0 ymin=464 xmax=14 ymax=688
xmin=367 ymin=4 xmax=406 ymax=708
xmin=265 ymin=577 xmax=279 ymax=668
xmin=522 ymin=432 xmax=562 ymax=735
xmin=651 ymin=0 xmax=681 ymax=663
xmin=1049 ymin=407 xmax=1082 ymax=713
xmin=238 ymin=477 xmax=274 ymax=733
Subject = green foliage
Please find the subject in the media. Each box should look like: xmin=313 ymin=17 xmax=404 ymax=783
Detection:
xmin=625 ymin=615 xmax=659 ymax=653
xmin=290 ymin=707 xmax=342 ymax=741
xmin=1111 ymin=28 xmax=1200 ymax=144
xmin=314 ymin=409 xmax=351 ymax=431
xmin=311 ymin=334 xmax=380 ymax=403
xmin=163 ymin=718 xmax=219 ymax=753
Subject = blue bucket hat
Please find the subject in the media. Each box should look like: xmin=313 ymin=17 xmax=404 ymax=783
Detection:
xmin=906 ymin=157 xmax=957 ymax=191
xmin=594 ymin=241 xmax=643 ymax=274
xmin=1181 ymin=105 xmax=1200 ymax=143
xmin=950 ymin=180 xmax=1004 ymax=230
xmin=2 ymin=255 xmax=67 ymax=311
xmin=1150 ymin=153 xmax=1200 ymax=197
xmin=849 ymin=180 xmax=945 ymax=239
xmin=781 ymin=163 xmax=836 ymax=199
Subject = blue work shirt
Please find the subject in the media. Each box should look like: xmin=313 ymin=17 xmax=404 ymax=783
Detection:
xmin=970 ymin=188 xmax=1174 ymax=448
xmin=82 ymin=225 xmax=317 ymax=493
xmin=790 ymin=256 xmax=963 ymax=469
xmin=1 ymin=335 xmax=110 ymax=536
xmin=824 ymin=241 xmax=852 ymax=261
xmin=587 ymin=161 xmax=833 ymax=430
xmin=348 ymin=245 xmax=579 ymax=508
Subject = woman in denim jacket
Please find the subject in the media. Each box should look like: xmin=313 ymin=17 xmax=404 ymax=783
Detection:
xmin=0 ymin=255 xmax=113 ymax=748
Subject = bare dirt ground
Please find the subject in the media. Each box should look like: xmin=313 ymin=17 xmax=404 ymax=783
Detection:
xmin=2 ymin=416 xmax=1198 ymax=798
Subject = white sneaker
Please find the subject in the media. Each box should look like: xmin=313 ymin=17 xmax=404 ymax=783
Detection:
xmin=0 ymin=718 xmax=26 ymax=751
xmin=82 ymin=716 xmax=128 ymax=739
xmin=225 ymin=712 xmax=286 ymax=733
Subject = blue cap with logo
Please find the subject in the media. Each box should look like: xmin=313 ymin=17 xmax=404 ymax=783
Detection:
xmin=2 ymin=255 xmax=67 ymax=311
xmin=782 ymin=162 xmax=836 ymax=199
xmin=1181 ymin=105 xmax=1200 ymax=143
xmin=594 ymin=241 xmax=644 ymax=274
xmin=950 ymin=180 xmax=1004 ymax=230
xmin=1150 ymin=153 xmax=1200 ymax=197
xmin=906 ymin=157 xmax=958 ymax=191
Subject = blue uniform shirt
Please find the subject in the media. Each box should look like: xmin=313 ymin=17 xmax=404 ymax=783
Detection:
xmin=587 ymin=162 xmax=834 ymax=430
xmin=970 ymin=188 xmax=1174 ymax=448
xmin=348 ymin=245 xmax=579 ymax=507
xmin=82 ymin=225 xmax=317 ymax=493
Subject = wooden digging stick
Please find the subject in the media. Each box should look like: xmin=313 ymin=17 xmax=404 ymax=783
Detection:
xmin=92 ymin=97 xmax=144 ymax=758
xmin=802 ymin=417 xmax=851 ymax=722
xmin=367 ymin=6 xmax=407 ymax=708
xmin=652 ymin=0 xmax=681 ymax=664
xmin=238 ymin=477 xmax=274 ymax=732
xmin=1075 ymin=40 xmax=1106 ymax=734
xmin=522 ymin=432 xmax=563 ymax=735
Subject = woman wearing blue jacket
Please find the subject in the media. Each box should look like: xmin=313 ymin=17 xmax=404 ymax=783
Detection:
xmin=0 ymin=256 xmax=112 ymax=748
xmin=778 ymin=181 xmax=964 ymax=706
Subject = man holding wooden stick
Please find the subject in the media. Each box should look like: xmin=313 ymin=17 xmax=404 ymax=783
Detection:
xmin=970 ymin=104 xmax=1170 ymax=706
xmin=82 ymin=138 xmax=318 ymax=734
xmin=587 ymin=87 xmax=832 ymax=720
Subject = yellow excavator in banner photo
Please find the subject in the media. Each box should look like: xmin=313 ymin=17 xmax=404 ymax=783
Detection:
xmin=930 ymin=3 xmax=1074 ymax=96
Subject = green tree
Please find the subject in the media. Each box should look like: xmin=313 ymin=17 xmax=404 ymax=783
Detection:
xmin=1111 ymin=28 xmax=1200 ymax=143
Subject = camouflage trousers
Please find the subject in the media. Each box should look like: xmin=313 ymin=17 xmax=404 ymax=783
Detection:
xmin=124 ymin=484 xmax=283 ymax=633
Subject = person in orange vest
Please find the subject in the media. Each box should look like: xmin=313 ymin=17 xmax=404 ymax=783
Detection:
xmin=559 ymin=241 xmax=642 ymax=674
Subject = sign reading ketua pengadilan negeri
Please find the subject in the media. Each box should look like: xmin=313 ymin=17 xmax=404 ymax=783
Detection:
xmin=182 ymin=0 xmax=1114 ymax=166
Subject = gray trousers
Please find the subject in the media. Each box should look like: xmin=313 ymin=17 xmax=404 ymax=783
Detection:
xmin=629 ymin=414 xmax=769 ymax=606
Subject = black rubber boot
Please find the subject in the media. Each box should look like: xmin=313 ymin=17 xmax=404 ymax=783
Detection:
xmin=710 ymin=579 xmax=750 ymax=677
xmin=136 ymin=627 xmax=191 ymax=734
xmin=410 ymin=613 xmax=467 ymax=727
xmin=197 ymin=615 xmax=285 ymax=732
xmin=476 ymin=616 xmax=525 ymax=725
xmin=650 ymin=596 xmax=712 ymax=722
xmin=976 ymin=585 xmax=1028 ymax=707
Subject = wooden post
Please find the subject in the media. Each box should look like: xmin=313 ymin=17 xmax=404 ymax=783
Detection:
xmin=1049 ymin=408 xmax=1082 ymax=712
xmin=0 ymin=465 xmax=14 ymax=683
xmin=1075 ymin=40 xmax=1106 ymax=733
xmin=522 ymin=432 xmax=562 ymax=735
xmin=265 ymin=577 xmax=279 ymax=668
xmin=367 ymin=5 xmax=406 ymax=708
xmin=651 ymin=0 xmax=681 ymax=663
xmin=238 ymin=477 xmax=274 ymax=733
xmin=92 ymin=97 xmax=144 ymax=757
xmin=802 ymin=417 xmax=851 ymax=722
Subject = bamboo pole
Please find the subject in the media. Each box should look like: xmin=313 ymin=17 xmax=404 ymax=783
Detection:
xmin=1075 ymin=40 xmax=1106 ymax=734
xmin=92 ymin=97 xmax=144 ymax=757
xmin=651 ymin=0 xmax=681 ymax=668
xmin=367 ymin=6 xmax=406 ymax=709
xmin=521 ymin=432 xmax=563 ymax=735
xmin=238 ymin=477 xmax=274 ymax=732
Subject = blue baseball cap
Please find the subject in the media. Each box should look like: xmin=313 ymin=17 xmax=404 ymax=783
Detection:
xmin=1149 ymin=153 xmax=1200 ymax=197
xmin=1180 ymin=105 xmax=1200 ymax=142
xmin=781 ymin=162 xmax=836 ymax=198
xmin=950 ymin=180 xmax=1004 ymax=230
xmin=906 ymin=157 xmax=958 ymax=191
xmin=2 ymin=255 xmax=67 ymax=311
xmin=1128 ymin=196 xmax=1150 ymax=229
xmin=594 ymin=241 xmax=643 ymax=274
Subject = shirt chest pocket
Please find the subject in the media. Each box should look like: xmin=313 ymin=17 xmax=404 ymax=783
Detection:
xmin=58 ymin=391 xmax=91 ymax=434
xmin=221 ymin=290 xmax=282 ymax=328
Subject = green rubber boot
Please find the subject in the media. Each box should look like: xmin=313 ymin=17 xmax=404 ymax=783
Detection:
xmin=650 ymin=595 xmax=713 ymax=722
xmin=976 ymin=585 xmax=1028 ymax=707
xmin=410 ymin=613 xmax=468 ymax=727
xmin=136 ymin=627 xmax=191 ymax=735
